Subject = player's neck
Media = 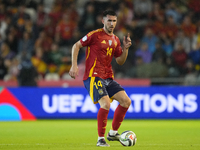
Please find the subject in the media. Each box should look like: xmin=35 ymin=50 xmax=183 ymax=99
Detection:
xmin=103 ymin=27 xmax=113 ymax=36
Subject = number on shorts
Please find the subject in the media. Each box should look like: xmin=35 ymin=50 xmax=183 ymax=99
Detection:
xmin=94 ymin=80 xmax=102 ymax=89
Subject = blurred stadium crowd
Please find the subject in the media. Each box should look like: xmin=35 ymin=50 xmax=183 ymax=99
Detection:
xmin=0 ymin=0 xmax=200 ymax=86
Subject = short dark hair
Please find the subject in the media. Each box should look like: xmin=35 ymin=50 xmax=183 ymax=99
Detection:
xmin=102 ymin=10 xmax=117 ymax=17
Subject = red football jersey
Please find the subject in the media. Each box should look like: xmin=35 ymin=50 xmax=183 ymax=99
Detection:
xmin=80 ymin=28 xmax=123 ymax=80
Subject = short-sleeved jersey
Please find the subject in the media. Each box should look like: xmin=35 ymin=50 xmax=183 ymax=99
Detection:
xmin=80 ymin=28 xmax=123 ymax=80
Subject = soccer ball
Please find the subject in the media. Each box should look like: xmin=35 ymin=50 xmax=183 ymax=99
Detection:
xmin=119 ymin=130 xmax=137 ymax=146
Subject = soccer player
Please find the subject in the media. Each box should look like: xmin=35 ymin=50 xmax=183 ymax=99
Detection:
xmin=69 ymin=10 xmax=132 ymax=147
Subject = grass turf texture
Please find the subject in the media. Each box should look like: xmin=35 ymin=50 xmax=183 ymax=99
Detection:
xmin=0 ymin=120 xmax=199 ymax=150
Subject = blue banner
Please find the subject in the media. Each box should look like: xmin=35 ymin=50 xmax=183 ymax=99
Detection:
xmin=3 ymin=87 xmax=200 ymax=119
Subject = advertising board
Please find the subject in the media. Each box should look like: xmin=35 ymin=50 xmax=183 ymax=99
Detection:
xmin=0 ymin=87 xmax=199 ymax=120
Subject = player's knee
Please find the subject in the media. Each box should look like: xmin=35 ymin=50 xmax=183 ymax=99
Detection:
xmin=100 ymin=101 xmax=110 ymax=110
xmin=99 ymin=97 xmax=110 ymax=110
xmin=121 ymin=98 xmax=131 ymax=108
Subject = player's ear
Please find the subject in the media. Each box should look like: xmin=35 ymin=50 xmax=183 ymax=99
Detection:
xmin=102 ymin=18 xmax=104 ymax=24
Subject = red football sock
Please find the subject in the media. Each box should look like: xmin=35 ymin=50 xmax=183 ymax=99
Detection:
xmin=97 ymin=108 xmax=109 ymax=137
xmin=112 ymin=104 xmax=128 ymax=131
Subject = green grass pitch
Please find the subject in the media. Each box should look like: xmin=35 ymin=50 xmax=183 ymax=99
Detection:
xmin=0 ymin=119 xmax=200 ymax=150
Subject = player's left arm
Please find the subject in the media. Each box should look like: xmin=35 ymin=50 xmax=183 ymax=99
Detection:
xmin=116 ymin=33 xmax=132 ymax=65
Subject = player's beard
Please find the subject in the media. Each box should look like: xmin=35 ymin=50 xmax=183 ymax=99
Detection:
xmin=105 ymin=25 xmax=114 ymax=34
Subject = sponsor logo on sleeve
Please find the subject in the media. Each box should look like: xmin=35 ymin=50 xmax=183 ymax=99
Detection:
xmin=82 ymin=35 xmax=87 ymax=42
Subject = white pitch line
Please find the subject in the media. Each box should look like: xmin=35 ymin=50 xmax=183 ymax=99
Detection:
xmin=0 ymin=144 xmax=56 ymax=146
xmin=0 ymin=143 xmax=200 ymax=146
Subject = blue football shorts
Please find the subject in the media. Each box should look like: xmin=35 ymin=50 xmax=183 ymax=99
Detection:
xmin=83 ymin=77 xmax=124 ymax=104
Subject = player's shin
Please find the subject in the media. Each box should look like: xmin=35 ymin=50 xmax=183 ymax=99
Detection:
xmin=111 ymin=104 xmax=128 ymax=132
xmin=97 ymin=108 xmax=109 ymax=138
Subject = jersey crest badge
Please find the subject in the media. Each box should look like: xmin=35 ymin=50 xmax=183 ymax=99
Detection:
xmin=114 ymin=41 xmax=117 ymax=48
xmin=101 ymin=40 xmax=106 ymax=44
xmin=109 ymin=40 xmax=112 ymax=46
xmin=98 ymin=89 xmax=104 ymax=95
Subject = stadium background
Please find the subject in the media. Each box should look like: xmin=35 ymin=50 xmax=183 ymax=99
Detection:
xmin=0 ymin=1 xmax=200 ymax=150
xmin=0 ymin=0 xmax=200 ymax=119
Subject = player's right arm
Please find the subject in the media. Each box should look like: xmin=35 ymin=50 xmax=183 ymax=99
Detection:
xmin=69 ymin=41 xmax=83 ymax=79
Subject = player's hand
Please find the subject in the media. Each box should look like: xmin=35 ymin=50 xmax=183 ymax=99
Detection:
xmin=123 ymin=33 xmax=132 ymax=49
xmin=69 ymin=65 xmax=79 ymax=79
